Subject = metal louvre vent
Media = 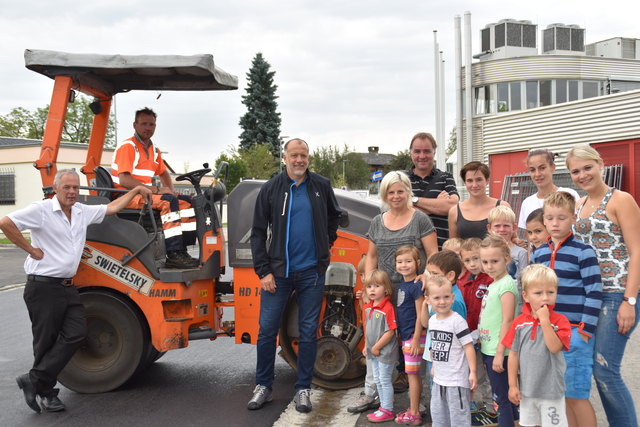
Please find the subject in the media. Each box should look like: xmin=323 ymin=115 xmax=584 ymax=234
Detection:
xmin=557 ymin=27 xmax=571 ymax=50
xmin=507 ymin=23 xmax=522 ymax=47
xmin=481 ymin=28 xmax=491 ymax=52
xmin=495 ymin=23 xmax=506 ymax=48
xmin=622 ymin=39 xmax=636 ymax=59
xmin=543 ymin=28 xmax=555 ymax=52
xmin=571 ymin=28 xmax=585 ymax=51
xmin=523 ymin=25 xmax=536 ymax=48
xmin=0 ymin=168 xmax=16 ymax=205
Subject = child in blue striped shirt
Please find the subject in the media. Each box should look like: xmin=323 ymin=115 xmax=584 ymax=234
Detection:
xmin=532 ymin=191 xmax=602 ymax=427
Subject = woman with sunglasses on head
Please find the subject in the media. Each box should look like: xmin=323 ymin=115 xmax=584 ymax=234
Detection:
xmin=365 ymin=171 xmax=438 ymax=295
xmin=517 ymin=149 xmax=579 ymax=235
xmin=567 ymin=145 xmax=640 ymax=427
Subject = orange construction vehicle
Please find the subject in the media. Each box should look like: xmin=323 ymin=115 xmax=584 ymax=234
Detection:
xmin=24 ymin=49 xmax=379 ymax=393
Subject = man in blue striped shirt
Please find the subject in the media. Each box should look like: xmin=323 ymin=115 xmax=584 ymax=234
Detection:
xmin=532 ymin=191 xmax=602 ymax=427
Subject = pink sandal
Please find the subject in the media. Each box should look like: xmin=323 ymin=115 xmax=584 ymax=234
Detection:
xmin=395 ymin=410 xmax=423 ymax=425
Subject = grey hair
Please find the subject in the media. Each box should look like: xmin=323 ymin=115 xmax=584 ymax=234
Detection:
xmin=53 ymin=169 xmax=80 ymax=186
xmin=283 ymin=138 xmax=309 ymax=152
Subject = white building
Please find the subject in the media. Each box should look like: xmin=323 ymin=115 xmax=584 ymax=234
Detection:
xmin=0 ymin=137 xmax=114 ymax=217
xmin=455 ymin=19 xmax=640 ymax=203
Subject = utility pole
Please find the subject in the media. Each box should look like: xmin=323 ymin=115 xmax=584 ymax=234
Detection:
xmin=279 ymin=135 xmax=289 ymax=172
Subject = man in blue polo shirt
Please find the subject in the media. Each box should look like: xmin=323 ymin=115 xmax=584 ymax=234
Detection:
xmin=248 ymin=138 xmax=342 ymax=413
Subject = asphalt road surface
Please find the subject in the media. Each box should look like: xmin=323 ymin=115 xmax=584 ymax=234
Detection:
xmin=1 ymin=246 xmax=638 ymax=426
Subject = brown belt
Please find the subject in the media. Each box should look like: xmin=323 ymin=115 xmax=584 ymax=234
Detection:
xmin=27 ymin=275 xmax=74 ymax=286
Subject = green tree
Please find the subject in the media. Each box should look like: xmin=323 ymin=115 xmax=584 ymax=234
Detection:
xmin=385 ymin=149 xmax=413 ymax=173
xmin=343 ymin=152 xmax=372 ymax=189
xmin=310 ymin=145 xmax=370 ymax=189
xmin=213 ymin=148 xmax=248 ymax=194
xmin=310 ymin=145 xmax=342 ymax=184
xmin=240 ymin=143 xmax=278 ymax=180
xmin=0 ymin=106 xmax=47 ymax=140
xmin=0 ymin=94 xmax=117 ymax=147
xmin=446 ymin=127 xmax=457 ymax=160
xmin=238 ymin=53 xmax=282 ymax=158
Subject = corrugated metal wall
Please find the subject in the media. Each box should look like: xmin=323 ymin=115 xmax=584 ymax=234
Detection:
xmin=464 ymin=55 xmax=640 ymax=88
xmin=480 ymin=89 xmax=640 ymax=169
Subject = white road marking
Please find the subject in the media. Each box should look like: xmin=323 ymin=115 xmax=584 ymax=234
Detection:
xmin=273 ymin=386 xmax=363 ymax=426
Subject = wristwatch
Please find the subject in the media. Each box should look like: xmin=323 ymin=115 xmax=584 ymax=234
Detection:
xmin=623 ymin=296 xmax=637 ymax=306
xmin=412 ymin=196 xmax=419 ymax=205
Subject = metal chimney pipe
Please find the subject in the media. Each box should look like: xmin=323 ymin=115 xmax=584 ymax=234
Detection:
xmin=464 ymin=11 xmax=473 ymax=164
xmin=438 ymin=50 xmax=446 ymax=168
xmin=454 ymin=15 xmax=463 ymax=182
xmin=433 ymin=30 xmax=442 ymax=167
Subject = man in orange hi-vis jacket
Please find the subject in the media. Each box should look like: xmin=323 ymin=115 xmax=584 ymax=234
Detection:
xmin=111 ymin=107 xmax=198 ymax=269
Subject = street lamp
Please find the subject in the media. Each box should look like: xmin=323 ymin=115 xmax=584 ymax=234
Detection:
xmin=342 ymin=159 xmax=347 ymax=188
xmin=279 ymin=135 xmax=289 ymax=172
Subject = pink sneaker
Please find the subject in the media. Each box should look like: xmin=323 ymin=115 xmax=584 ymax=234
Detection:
xmin=395 ymin=410 xmax=423 ymax=425
xmin=367 ymin=408 xmax=395 ymax=423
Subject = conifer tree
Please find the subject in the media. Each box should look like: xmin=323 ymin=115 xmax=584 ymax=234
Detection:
xmin=238 ymin=53 xmax=282 ymax=158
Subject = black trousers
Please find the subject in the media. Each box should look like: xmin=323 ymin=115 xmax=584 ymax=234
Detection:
xmin=23 ymin=279 xmax=87 ymax=397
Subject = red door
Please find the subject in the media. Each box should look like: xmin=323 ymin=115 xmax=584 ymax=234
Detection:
xmin=488 ymin=150 xmax=528 ymax=198
xmin=592 ymin=139 xmax=639 ymax=200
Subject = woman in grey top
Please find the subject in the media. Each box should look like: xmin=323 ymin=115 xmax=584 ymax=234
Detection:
xmin=365 ymin=171 xmax=438 ymax=293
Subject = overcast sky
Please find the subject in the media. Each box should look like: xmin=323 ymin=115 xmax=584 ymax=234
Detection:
xmin=1 ymin=1 xmax=637 ymax=171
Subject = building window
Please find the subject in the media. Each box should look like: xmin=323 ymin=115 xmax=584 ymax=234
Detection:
xmin=475 ymin=85 xmax=492 ymax=115
xmin=0 ymin=168 xmax=16 ymax=205
xmin=540 ymin=80 xmax=552 ymax=107
xmin=526 ymin=81 xmax=539 ymax=109
xmin=510 ymin=82 xmax=522 ymax=110
xmin=569 ymin=80 xmax=579 ymax=101
xmin=556 ymin=80 xmax=567 ymax=103
xmin=497 ymin=83 xmax=509 ymax=112
xmin=583 ymin=81 xmax=599 ymax=99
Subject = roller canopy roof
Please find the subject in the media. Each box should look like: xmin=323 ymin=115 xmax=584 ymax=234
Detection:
xmin=24 ymin=49 xmax=238 ymax=96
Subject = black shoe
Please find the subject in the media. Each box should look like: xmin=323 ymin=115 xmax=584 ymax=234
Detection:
xmin=40 ymin=393 xmax=65 ymax=412
xmin=16 ymin=374 xmax=40 ymax=413
xmin=179 ymin=250 xmax=199 ymax=264
xmin=165 ymin=251 xmax=198 ymax=269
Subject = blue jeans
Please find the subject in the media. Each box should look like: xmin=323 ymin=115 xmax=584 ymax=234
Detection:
xmin=593 ymin=292 xmax=639 ymax=427
xmin=255 ymin=268 xmax=325 ymax=391
xmin=371 ymin=358 xmax=395 ymax=412
xmin=564 ymin=326 xmax=595 ymax=399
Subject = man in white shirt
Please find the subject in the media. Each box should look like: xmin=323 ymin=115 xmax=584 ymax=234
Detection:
xmin=0 ymin=169 xmax=151 ymax=413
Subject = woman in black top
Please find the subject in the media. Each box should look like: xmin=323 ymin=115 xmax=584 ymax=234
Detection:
xmin=448 ymin=162 xmax=511 ymax=239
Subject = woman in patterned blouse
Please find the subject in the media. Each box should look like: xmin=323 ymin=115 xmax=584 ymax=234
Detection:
xmin=567 ymin=144 xmax=640 ymax=427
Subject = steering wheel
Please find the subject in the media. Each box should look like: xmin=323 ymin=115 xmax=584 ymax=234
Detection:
xmin=175 ymin=167 xmax=211 ymax=187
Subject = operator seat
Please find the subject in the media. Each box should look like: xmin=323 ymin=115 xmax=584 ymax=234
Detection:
xmin=93 ymin=166 xmax=161 ymax=230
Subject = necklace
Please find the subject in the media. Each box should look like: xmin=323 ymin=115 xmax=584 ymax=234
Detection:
xmin=586 ymin=186 xmax=609 ymax=209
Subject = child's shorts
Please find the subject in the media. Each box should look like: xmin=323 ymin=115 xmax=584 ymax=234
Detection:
xmin=402 ymin=332 xmax=426 ymax=375
xmin=564 ymin=326 xmax=595 ymax=399
xmin=519 ymin=396 xmax=567 ymax=427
